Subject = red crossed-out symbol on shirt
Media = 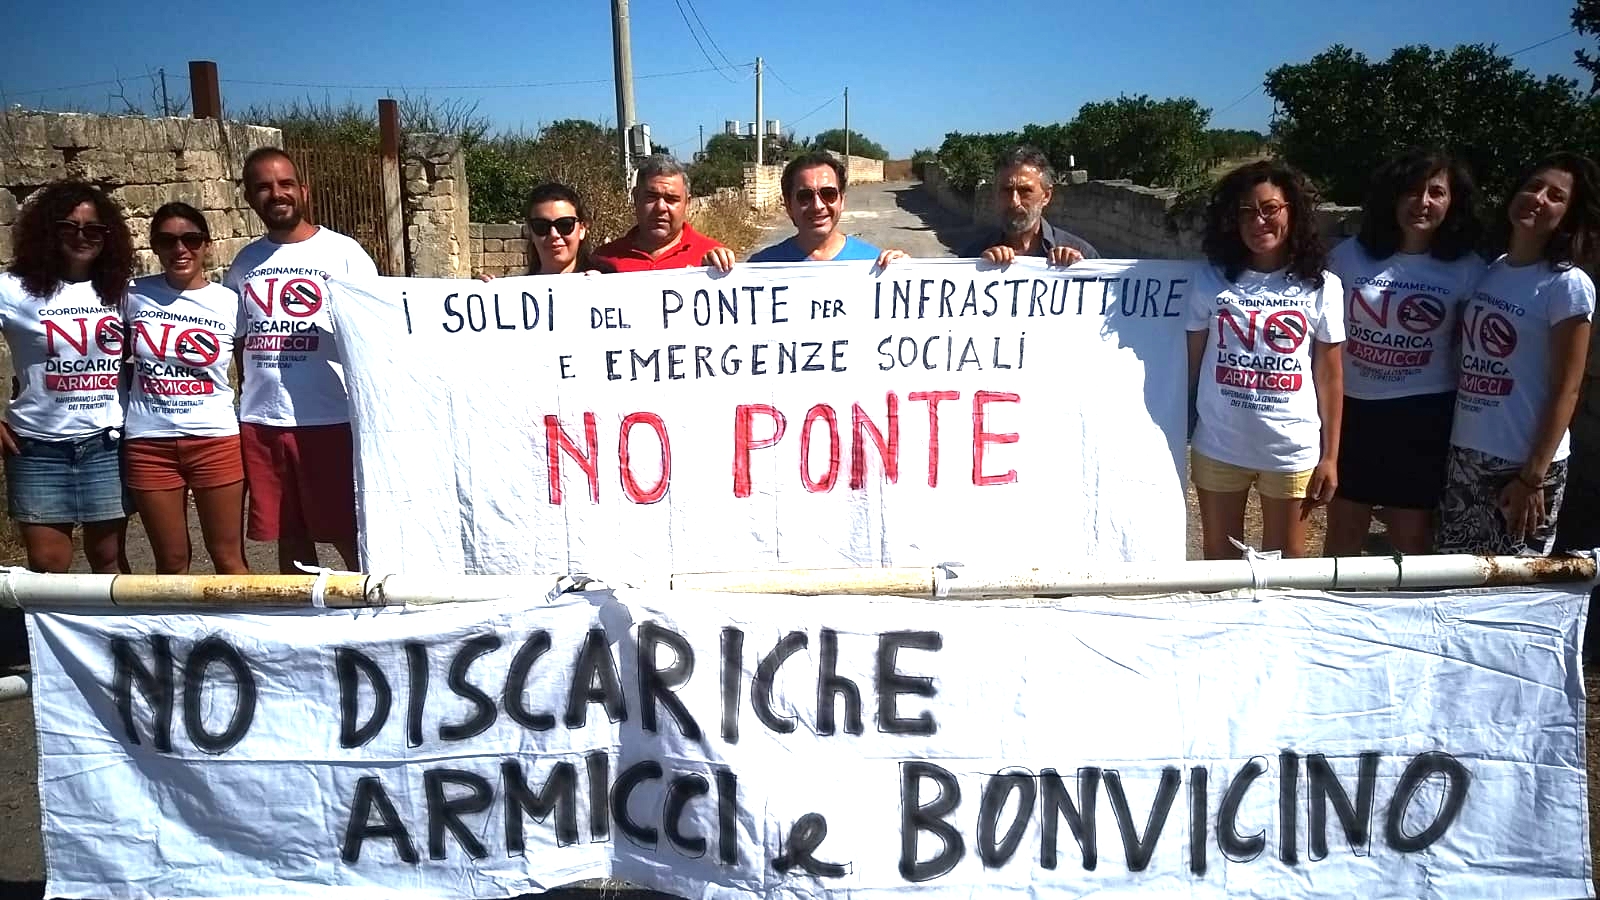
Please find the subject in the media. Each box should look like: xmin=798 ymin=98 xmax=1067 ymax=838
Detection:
xmin=1262 ymin=309 xmax=1309 ymax=353
xmin=1478 ymin=313 xmax=1517 ymax=359
xmin=172 ymin=329 xmax=221 ymax=367
xmin=1397 ymin=294 xmax=1446 ymax=334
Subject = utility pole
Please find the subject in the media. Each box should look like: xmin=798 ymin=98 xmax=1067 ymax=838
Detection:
xmin=754 ymin=57 xmax=764 ymax=167
xmin=699 ymin=124 xmax=704 ymax=157
xmin=843 ymin=87 xmax=850 ymax=174
xmin=611 ymin=0 xmax=638 ymax=186
xmin=159 ymin=68 xmax=170 ymax=117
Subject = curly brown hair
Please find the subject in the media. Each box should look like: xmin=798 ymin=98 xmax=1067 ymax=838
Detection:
xmin=8 ymin=181 xmax=134 ymax=306
xmin=1202 ymin=160 xmax=1327 ymax=288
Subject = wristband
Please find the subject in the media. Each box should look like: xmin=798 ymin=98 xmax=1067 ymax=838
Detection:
xmin=1517 ymin=471 xmax=1543 ymax=489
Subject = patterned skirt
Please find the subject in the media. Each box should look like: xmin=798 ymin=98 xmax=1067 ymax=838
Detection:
xmin=1436 ymin=445 xmax=1567 ymax=556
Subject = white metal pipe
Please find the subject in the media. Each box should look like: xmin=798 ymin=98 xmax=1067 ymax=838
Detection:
xmin=0 ymin=674 xmax=31 ymax=703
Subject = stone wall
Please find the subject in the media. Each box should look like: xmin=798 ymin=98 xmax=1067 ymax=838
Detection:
xmin=402 ymin=133 xmax=471 ymax=277
xmin=0 ymin=111 xmax=282 ymax=278
xmin=825 ymin=151 xmax=885 ymax=185
xmin=470 ymin=223 xmax=531 ymax=277
xmin=742 ymin=163 xmax=784 ymax=210
xmin=921 ymin=163 xmax=1359 ymax=259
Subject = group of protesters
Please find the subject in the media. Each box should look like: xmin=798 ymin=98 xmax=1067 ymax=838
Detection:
xmin=0 ymin=137 xmax=1595 ymax=575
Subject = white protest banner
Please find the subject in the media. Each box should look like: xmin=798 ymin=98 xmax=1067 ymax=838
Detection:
xmin=331 ymin=259 xmax=1191 ymax=575
xmin=28 ymin=585 xmax=1590 ymax=899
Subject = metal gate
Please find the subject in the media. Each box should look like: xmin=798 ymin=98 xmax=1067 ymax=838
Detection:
xmin=284 ymin=140 xmax=395 ymax=275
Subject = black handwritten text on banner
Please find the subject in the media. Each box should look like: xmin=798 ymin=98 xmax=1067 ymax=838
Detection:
xmin=27 ymin=586 xmax=1590 ymax=898
xmin=331 ymin=260 xmax=1192 ymax=574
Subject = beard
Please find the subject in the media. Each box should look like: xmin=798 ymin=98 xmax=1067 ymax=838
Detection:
xmin=258 ymin=197 xmax=304 ymax=231
xmin=1005 ymin=206 xmax=1042 ymax=235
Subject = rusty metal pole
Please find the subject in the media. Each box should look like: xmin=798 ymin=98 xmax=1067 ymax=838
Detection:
xmin=188 ymin=60 xmax=221 ymax=120
xmin=377 ymin=98 xmax=406 ymax=276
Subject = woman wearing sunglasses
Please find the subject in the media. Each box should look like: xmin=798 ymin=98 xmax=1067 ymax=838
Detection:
xmin=120 ymin=203 xmax=248 ymax=574
xmin=1438 ymin=152 xmax=1598 ymax=556
xmin=0 ymin=181 xmax=135 ymax=572
xmin=475 ymin=183 xmax=614 ymax=281
xmin=523 ymin=183 xmax=613 ymax=275
xmin=1187 ymin=160 xmax=1345 ymax=559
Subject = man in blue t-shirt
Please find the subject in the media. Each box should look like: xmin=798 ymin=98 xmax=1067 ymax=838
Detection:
xmin=705 ymin=152 xmax=906 ymax=270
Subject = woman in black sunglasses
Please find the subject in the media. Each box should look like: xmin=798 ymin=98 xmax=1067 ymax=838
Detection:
xmin=0 ymin=180 xmax=135 ymax=573
xmin=524 ymin=183 xmax=614 ymax=275
xmin=120 ymin=203 xmax=248 ymax=574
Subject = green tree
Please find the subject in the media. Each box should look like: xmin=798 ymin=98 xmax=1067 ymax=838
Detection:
xmin=1067 ymin=95 xmax=1211 ymax=186
xmin=1266 ymin=43 xmax=1599 ymax=206
xmin=932 ymin=130 xmax=1018 ymax=194
xmin=808 ymin=128 xmax=889 ymax=160
xmin=1577 ymin=0 xmax=1600 ymax=93
xmin=1203 ymin=129 xmax=1268 ymax=166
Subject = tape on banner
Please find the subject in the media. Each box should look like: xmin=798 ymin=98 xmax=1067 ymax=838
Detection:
xmin=934 ymin=562 xmax=962 ymax=599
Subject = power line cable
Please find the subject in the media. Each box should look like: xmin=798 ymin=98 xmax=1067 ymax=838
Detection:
xmin=671 ymin=0 xmax=741 ymax=82
xmin=1506 ymin=28 xmax=1576 ymax=57
xmin=787 ymin=93 xmax=840 ymax=129
xmin=210 ymin=65 xmax=742 ymax=92
xmin=763 ymin=62 xmax=804 ymax=96
xmin=681 ymin=0 xmax=741 ymax=71
xmin=1213 ymin=84 xmax=1260 ymax=117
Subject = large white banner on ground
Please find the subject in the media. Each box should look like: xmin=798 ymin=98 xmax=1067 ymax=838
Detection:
xmin=332 ymin=259 xmax=1191 ymax=575
xmin=28 ymin=585 xmax=1591 ymax=899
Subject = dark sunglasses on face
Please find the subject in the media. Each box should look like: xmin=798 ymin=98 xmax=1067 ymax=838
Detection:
xmin=55 ymin=220 xmax=110 ymax=243
xmin=528 ymin=217 xmax=579 ymax=237
xmin=792 ymin=186 xmax=841 ymax=206
xmin=152 ymin=232 xmax=208 ymax=253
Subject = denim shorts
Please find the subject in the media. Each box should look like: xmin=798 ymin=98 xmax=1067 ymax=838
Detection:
xmin=5 ymin=429 xmax=134 ymax=524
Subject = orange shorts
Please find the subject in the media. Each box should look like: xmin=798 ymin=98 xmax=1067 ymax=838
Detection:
xmin=123 ymin=435 xmax=246 ymax=492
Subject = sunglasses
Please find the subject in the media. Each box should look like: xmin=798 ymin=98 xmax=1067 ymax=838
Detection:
xmin=151 ymin=232 xmax=208 ymax=253
xmin=55 ymin=220 xmax=110 ymax=243
xmin=792 ymin=186 xmax=841 ymax=206
xmin=528 ymin=217 xmax=580 ymax=237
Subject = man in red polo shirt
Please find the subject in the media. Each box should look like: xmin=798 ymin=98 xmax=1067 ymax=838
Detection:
xmin=593 ymin=155 xmax=726 ymax=271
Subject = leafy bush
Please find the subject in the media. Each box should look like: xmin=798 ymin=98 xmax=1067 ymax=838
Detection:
xmin=1266 ymin=43 xmax=1600 ymax=206
xmin=808 ymin=128 xmax=889 ymax=160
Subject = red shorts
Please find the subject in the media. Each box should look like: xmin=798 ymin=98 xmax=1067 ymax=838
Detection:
xmin=240 ymin=422 xmax=357 ymax=544
xmin=123 ymin=435 xmax=245 ymax=492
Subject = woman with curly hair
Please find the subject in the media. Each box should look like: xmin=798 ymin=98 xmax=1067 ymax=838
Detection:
xmin=1 ymin=181 xmax=135 ymax=572
xmin=1437 ymin=152 xmax=1598 ymax=556
xmin=1186 ymin=160 xmax=1345 ymax=558
xmin=1324 ymin=149 xmax=1485 ymax=556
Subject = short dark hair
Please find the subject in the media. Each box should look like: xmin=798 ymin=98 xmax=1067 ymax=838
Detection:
xmin=241 ymin=146 xmax=296 ymax=187
xmin=151 ymin=202 xmax=211 ymax=241
xmin=634 ymin=154 xmax=691 ymax=195
xmin=8 ymin=180 xmax=134 ymax=306
xmin=781 ymin=152 xmax=847 ymax=199
xmin=1356 ymin=148 xmax=1480 ymax=261
xmin=1496 ymin=151 xmax=1600 ymax=272
xmin=1202 ymin=160 xmax=1327 ymax=287
xmin=994 ymin=145 xmax=1054 ymax=187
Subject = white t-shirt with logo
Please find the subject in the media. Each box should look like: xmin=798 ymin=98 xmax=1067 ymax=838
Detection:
xmin=1186 ymin=264 xmax=1346 ymax=472
xmin=225 ymin=227 xmax=377 ymax=427
xmin=1450 ymin=258 xmax=1595 ymax=464
xmin=123 ymin=276 xmax=243 ymax=439
xmin=0 ymin=274 xmax=124 ymax=440
xmin=1327 ymin=238 xmax=1485 ymax=400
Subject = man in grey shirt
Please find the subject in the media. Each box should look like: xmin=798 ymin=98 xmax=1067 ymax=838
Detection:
xmin=961 ymin=145 xmax=1099 ymax=264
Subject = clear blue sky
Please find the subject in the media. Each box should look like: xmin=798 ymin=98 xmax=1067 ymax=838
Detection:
xmin=0 ymin=0 xmax=1590 ymax=158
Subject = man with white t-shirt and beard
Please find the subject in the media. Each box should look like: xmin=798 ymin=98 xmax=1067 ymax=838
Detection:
xmin=227 ymin=146 xmax=378 ymax=573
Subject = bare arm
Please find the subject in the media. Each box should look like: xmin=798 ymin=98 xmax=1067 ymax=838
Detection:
xmin=1304 ymin=339 xmax=1344 ymax=517
xmin=1500 ymin=315 xmax=1591 ymax=540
